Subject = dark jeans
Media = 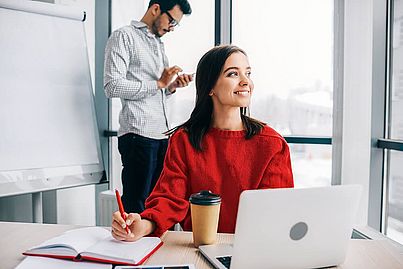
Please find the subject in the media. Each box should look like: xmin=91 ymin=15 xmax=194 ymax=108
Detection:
xmin=118 ymin=133 xmax=168 ymax=213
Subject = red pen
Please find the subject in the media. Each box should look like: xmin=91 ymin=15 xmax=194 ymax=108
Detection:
xmin=115 ymin=189 xmax=130 ymax=234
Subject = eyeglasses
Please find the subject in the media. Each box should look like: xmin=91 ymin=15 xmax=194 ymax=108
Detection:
xmin=165 ymin=11 xmax=179 ymax=27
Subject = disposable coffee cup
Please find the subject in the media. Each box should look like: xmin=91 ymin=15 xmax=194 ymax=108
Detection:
xmin=189 ymin=190 xmax=221 ymax=247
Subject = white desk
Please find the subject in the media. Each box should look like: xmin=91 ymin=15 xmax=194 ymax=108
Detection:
xmin=0 ymin=222 xmax=402 ymax=268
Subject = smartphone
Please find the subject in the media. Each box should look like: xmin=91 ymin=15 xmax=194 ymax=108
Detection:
xmin=177 ymin=72 xmax=195 ymax=77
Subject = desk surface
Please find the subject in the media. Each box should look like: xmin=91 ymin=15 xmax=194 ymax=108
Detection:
xmin=1 ymin=222 xmax=402 ymax=269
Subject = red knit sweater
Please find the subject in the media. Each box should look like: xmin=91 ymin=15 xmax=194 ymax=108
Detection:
xmin=140 ymin=125 xmax=294 ymax=237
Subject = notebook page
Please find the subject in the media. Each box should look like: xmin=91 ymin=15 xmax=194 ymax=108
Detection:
xmin=31 ymin=227 xmax=110 ymax=254
xmin=83 ymin=236 xmax=161 ymax=263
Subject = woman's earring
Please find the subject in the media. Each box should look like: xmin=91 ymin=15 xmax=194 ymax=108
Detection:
xmin=209 ymin=91 xmax=214 ymax=96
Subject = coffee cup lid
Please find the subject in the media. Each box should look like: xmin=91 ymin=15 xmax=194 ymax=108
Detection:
xmin=189 ymin=190 xmax=221 ymax=205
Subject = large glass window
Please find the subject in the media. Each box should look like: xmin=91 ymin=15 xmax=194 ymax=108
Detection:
xmin=232 ymin=0 xmax=334 ymax=187
xmin=387 ymin=151 xmax=403 ymax=244
xmin=109 ymin=0 xmax=215 ymax=190
xmin=391 ymin=0 xmax=403 ymax=141
xmin=386 ymin=0 xmax=403 ymax=245
xmin=163 ymin=0 xmax=215 ymax=128
xmin=289 ymin=144 xmax=332 ymax=188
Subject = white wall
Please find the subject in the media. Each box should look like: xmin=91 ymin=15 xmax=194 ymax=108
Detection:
xmin=342 ymin=0 xmax=374 ymax=225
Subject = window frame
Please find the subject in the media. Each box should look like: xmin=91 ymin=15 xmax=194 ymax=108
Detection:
xmin=373 ymin=0 xmax=403 ymax=238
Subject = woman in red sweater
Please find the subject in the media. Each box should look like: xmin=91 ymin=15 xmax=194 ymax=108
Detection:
xmin=111 ymin=45 xmax=294 ymax=241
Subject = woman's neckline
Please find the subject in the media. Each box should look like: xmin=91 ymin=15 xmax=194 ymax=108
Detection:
xmin=208 ymin=127 xmax=246 ymax=137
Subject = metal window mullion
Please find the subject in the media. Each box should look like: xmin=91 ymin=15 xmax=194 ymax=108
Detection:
xmin=381 ymin=0 xmax=393 ymax=235
xmin=377 ymin=138 xmax=403 ymax=151
xmin=368 ymin=0 xmax=389 ymax=232
xmin=284 ymin=136 xmax=332 ymax=145
xmin=332 ymin=0 xmax=345 ymax=186
xmin=216 ymin=0 xmax=231 ymax=45
xmin=215 ymin=0 xmax=220 ymax=45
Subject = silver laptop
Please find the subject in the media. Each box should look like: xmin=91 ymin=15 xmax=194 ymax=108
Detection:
xmin=199 ymin=185 xmax=362 ymax=269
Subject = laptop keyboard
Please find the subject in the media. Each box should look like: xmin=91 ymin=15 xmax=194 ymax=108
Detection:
xmin=217 ymin=256 xmax=232 ymax=268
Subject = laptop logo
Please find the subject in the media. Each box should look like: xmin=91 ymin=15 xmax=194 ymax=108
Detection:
xmin=290 ymin=221 xmax=308 ymax=240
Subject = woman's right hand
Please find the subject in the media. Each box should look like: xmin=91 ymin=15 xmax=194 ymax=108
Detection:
xmin=111 ymin=211 xmax=155 ymax=241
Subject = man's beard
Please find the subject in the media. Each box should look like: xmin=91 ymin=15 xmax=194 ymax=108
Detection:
xmin=152 ymin=16 xmax=167 ymax=38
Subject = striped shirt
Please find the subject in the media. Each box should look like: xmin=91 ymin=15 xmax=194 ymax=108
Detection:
xmin=104 ymin=20 xmax=173 ymax=139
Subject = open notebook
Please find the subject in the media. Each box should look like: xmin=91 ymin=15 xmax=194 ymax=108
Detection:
xmin=23 ymin=227 xmax=163 ymax=265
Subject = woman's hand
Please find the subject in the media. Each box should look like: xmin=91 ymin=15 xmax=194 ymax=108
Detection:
xmin=111 ymin=211 xmax=156 ymax=241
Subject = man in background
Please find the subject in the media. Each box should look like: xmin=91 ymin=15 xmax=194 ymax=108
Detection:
xmin=104 ymin=0 xmax=193 ymax=213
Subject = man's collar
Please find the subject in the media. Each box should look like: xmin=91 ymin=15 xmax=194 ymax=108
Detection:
xmin=131 ymin=20 xmax=148 ymax=29
xmin=131 ymin=20 xmax=161 ymax=39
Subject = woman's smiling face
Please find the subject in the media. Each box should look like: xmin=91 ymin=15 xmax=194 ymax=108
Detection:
xmin=210 ymin=52 xmax=253 ymax=109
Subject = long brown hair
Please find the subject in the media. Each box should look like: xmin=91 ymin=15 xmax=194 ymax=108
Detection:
xmin=167 ymin=45 xmax=264 ymax=151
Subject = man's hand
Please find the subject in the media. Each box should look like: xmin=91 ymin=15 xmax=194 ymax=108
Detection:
xmin=157 ymin=66 xmax=183 ymax=89
xmin=111 ymin=211 xmax=156 ymax=242
xmin=168 ymin=73 xmax=194 ymax=93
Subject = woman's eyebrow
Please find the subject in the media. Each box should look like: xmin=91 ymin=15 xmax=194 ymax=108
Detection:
xmin=223 ymin=66 xmax=251 ymax=73
xmin=223 ymin=66 xmax=239 ymax=73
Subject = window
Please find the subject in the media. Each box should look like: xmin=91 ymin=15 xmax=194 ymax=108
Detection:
xmin=163 ymin=0 xmax=215 ymax=128
xmin=387 ymin=151 xmax=403 ymax=244
xmin=232 ymin=0 xmax=334 ymax=188
xmin=385 ymin=0 xmax=403 ymax=244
